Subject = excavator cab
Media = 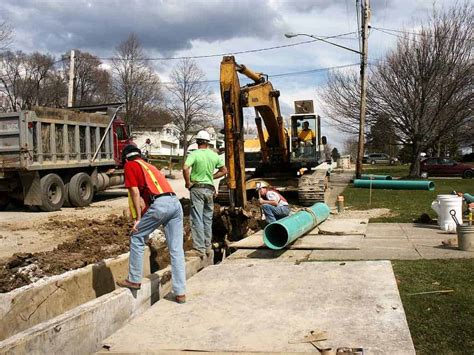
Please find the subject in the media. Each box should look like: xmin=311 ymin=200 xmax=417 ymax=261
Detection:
xmin=290 ymin=114 xmax=323 ymax=164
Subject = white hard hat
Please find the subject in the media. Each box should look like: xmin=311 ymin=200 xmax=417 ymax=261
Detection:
xmin=255 ymin=181 xmax=269 ymax=191
xmin=196 ymin=130 xmax=211 ymax=142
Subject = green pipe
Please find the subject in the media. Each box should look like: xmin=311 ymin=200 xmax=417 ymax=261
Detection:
xmin=263 ymin=202 xmax=330 ymax=250
xmin=360 ymin=174 xmax=392 ymax=180
xmin=353 ymin=179 xmax=435 ymax=191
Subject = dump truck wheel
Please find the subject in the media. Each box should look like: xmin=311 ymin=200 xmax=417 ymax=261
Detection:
xmin=0 ymin=195 xmax=10 ymax=211
xmin=69 ymin=173 xmax=94 ymax=207
xmin=40 ymin=174 xmax=66 ymax=212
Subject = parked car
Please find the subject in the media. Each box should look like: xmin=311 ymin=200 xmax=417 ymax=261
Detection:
xmin=420 ymin=157 xmax=473 ymax=178
xmin=363 ymin=153 xmax=398 ymax=165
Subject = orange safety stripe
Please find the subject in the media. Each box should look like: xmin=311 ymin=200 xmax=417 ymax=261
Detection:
xmin=135 ymin=159 xmax=164 ymax=194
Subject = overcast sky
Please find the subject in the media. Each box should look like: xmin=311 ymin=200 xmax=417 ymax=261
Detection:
xmin=1 ymin=0 xmax=456 ymax=149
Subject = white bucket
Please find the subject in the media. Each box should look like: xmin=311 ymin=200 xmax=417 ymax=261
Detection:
xmin=431 ymin=194 xmax=463 ymax=233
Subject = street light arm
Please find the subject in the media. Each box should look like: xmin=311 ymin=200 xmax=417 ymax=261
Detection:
xmin=284 ymin=33 xmax=362 ymax=55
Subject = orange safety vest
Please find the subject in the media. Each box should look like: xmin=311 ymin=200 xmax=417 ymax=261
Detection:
xmin=268 ymin=188 xmax=287 ymax=204
xmin=128 ymin=159 xmax=174 ymax=219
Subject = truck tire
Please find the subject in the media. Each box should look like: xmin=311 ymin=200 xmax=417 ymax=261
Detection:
xmin=370 ymin=160 xmax=376 ymax=165
xmin=40 ymin=174 xmax=66 ymax=212
xmin=69 ymin=173 xmax=94 ymax=207
xmin=0 ymin=195 xmax=10 ymax=211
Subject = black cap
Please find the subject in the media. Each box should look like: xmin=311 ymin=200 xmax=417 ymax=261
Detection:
xmin=121 ymin=144 xmax=141 ymax=164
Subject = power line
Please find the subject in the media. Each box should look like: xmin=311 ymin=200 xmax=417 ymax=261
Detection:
xmin=84 ymin=32 xmax=357 ymax=61
xmin=371 ymin=27 xmax=421 ymax=43
xmin=159 ymin=63 xmax=360 ymax=85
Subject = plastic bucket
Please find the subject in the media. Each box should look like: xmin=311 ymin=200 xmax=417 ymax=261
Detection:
xmin=431 ymin=194 xmax=463 ymax=233
xmin=457 ymin=224 xmax=474 ymax=251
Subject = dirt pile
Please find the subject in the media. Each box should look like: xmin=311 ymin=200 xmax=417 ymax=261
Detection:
xmin=0 ymin=212 xmax=193 ymax=293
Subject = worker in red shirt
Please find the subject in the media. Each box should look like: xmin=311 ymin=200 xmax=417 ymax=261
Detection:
xmin=116 ymin=145 xmax=186 ymax=304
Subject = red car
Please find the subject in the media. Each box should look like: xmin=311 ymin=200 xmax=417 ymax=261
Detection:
xmin=420 ymin=157 xmax=473 ymax=178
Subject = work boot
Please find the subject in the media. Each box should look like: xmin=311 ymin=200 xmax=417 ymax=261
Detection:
xmin=175 ymin=294 xmax=186 ymax=304
xmin=206 ymin=245 xmax=213 ymax=257
xmin=185 ymin=249 xmax=205 ymax=258
xmin=116 ymin=279 xmax=141 ymax=290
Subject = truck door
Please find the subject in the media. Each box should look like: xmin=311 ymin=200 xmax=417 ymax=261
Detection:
xmin=113 ymin=122 xmax=133 ymax=166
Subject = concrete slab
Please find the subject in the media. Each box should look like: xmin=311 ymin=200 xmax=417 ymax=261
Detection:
xmin=226 ymin=249 xmax=312 ymax=263
xmin=365 ymin=223 xmax=406 ymax=239
xmin=400 ymin=223 xmax=454 ymax=239
xmin=317 ymin=218 xmax=368 ymax=235
xmin=363 ymin=239 xmax=415 ymax=249
xmin=230 ymin=233 xmax=363 ymax=250
xmin=99 ymin=261 xmax=414 ymax=354
xmin=308 ymin=248 xmax=421 ymax=261
xmin=415 ymin=246 xmax=474 ymax=259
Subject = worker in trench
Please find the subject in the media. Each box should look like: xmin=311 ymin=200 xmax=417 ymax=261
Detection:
xmin=183 ymin=130 xmax=227 ymax=258
xmin=256 ymin=182 xmax=290 ymax=223
xmin=117 ymin=145 xmax=186 ymax=304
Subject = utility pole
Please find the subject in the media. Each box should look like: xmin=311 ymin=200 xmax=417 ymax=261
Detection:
xmin=67 ymin=49 xmax=76 ymax=108
xmin=356 ymin=0 xmax=370 ymax=178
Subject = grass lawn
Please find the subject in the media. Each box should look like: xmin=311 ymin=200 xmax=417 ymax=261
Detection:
xmin=362 ymin=164 xmax=410 ymax=177
xmin=393 ymin=259 xmax=474 ymax=354
xmin=345 ymin=165 xmax=472 ymax=222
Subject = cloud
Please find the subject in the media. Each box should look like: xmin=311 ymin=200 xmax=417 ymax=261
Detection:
xmin=2 ymin=0 xmax=287 ymax=55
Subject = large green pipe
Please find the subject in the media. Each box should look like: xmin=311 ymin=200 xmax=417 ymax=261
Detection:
xmin=353 ymin=179 xmax=435 ymax=191
xmin=263 ymin=202 xmax=330 ymax=250
xmin=360 ymin=174 xmax=392 ymax=180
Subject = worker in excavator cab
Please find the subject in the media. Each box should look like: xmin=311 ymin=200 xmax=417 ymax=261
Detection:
xmin=298 ymin=121 xmax=316 ymax=157
xmin=256 ymin=182 xmax=290 ymax=223
xmin=116 ymin=144 xmax=186 ymax=304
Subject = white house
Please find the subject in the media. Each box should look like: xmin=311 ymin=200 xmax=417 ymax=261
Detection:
xmin=133 ymin=124 xmax=224 ymax=156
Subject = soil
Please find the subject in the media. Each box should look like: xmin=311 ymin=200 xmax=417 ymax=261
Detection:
xmin=0 ymin=200 xmax=194 ymax=293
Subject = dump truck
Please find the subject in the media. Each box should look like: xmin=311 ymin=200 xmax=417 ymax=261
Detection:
xmin=0 ymin=105 xmax=134 ymax=211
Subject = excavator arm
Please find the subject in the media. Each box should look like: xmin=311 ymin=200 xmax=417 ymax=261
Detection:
xmin=220 ymin=56 xmax=289 ymax=210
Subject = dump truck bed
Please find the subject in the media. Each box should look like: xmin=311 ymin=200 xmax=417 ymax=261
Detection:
xmin=0 ymin=108 xmax=116 ymax=172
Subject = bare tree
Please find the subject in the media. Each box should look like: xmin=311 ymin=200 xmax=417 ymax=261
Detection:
xmin=0 ymin=51 xmax=58 ymax=111
xmin=0 ymin=21 xmax=13 ymax=51
xmin=166 ymin=58 xmax=213 ymax=156
xmin=322 ymin=2 xmax=473 ymax=176
xmin=111 ymin=34 xmax=162 ymax=123
xmin=343 ymin=135 xmax=359 ymax=162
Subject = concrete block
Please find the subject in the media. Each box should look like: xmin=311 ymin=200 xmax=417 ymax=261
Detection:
xmin=99 ymin=261 xmax=414 ymax=354
xmin=0 ymin=249 xmax=151 ymax=341
xmin=0 ymin=255 xmax=212 ymax=354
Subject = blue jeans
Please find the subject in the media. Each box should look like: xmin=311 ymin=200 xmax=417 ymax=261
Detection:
xmin=128 ymin=195 xmax=186 ymax=295
xmin=262 ymin=204 xmax=290 ymax=224
xmin=190 ymin=187 xmax=214 ymax=253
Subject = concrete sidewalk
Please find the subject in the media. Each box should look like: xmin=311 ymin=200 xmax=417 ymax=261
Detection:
xmin=99 ymin=261 xmax=414 ymax=354
xmin=228 ymin=223 xmax=473 ymax=263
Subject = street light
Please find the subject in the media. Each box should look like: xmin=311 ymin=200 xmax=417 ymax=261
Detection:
xmin=284 ymin=26 xmax=369 ymax=179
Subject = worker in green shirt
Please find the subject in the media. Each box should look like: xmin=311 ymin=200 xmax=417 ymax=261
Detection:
xmin=183 ymin=130 xmax=227 ymax=258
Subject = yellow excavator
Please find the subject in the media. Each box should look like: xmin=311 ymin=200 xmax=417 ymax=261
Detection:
xmin=218 ymin=56 xmax=329 ymax=225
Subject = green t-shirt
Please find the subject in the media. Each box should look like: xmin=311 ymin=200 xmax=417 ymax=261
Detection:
xmin=185 ymin=149 xmax=224 ymax=185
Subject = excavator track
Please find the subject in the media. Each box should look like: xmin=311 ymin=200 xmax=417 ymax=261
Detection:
xmin=298 ymin=170 xmax=329 ymax=206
